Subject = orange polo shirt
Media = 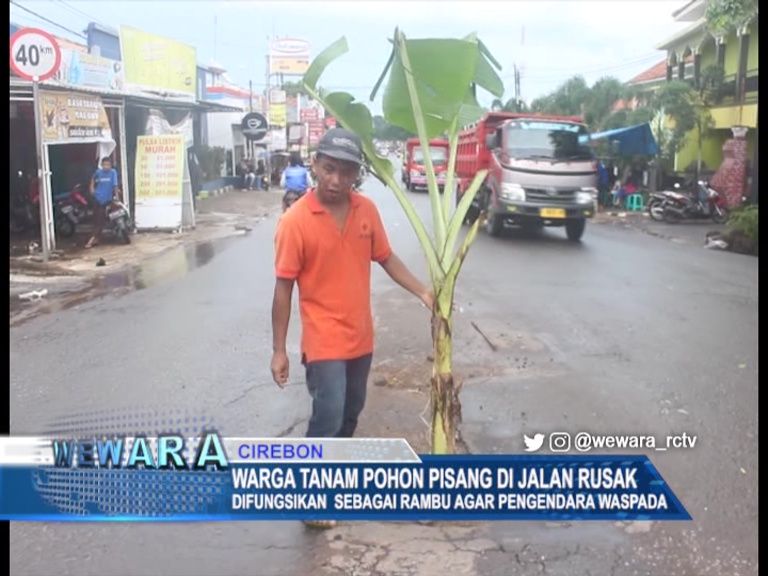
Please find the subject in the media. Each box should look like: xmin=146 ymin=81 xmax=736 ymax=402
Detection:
xmin=274 ymin=189 xmax=393 ymax=362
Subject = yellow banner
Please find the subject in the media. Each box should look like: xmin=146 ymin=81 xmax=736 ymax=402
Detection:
xmin=270 ymin=56 xmax=309 ymax=75
xmin=270 ymin=102 xmax=287 ymax=127
xmin=38 ymin=91 xmax=112 ymax=142
xmin=135 ymin=135 xmax=185 ymax=200
xmin=120 ymin=26 xmax=196 ymax=95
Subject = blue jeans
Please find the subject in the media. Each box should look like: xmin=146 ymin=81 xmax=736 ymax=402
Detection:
xmin=304 ymin=354 xmax=373 ymax=438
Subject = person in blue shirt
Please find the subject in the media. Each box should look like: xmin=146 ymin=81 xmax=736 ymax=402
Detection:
xmin=86 ymin=157 xmax=119 ymax=248
xmin=596 ymin=160 xmax=610 ymax=207
xmin=280 ymin=153 xmax=311 ymax=211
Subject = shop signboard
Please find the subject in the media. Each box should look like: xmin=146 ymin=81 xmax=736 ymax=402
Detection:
xmin=53 ymin=49 xmax=125 ymax=92
xmin=120 ymin=26 xmax=196 ymax=98
xmin=269 ymin=89 xmax=287 ymax=127
xmin=307 ymin=119 xmax=325 ymax=147
xmin=300 ymin=107 xmax=320 ymax=122
xmin=288 ymin=124 xmax=303 ymax=143
xmin=269 ymin=37 xmax=310 ymax=76
xmin=38 ymin=90 xmax=113 ymax=142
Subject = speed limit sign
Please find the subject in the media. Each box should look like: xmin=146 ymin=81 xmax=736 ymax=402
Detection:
xmin=9 ymin=28 xmax=61 ymax=81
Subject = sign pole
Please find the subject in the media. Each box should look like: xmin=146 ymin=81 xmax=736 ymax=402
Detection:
xmin=11 ymin=28 xmax=62 ymax=261
xmin=32 ymin=77 xmax=52 ymax=262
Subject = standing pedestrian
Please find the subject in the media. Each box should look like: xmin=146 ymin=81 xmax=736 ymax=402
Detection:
xmin=596 ymin=159 xmax=610 ymax=208
xmin=255 ymin=159 xmax=266 ymax=190
xmin=85 ymin=157 xmax=119 ymax=248
xmin=270 ymin=129 xmax=433 ymax=528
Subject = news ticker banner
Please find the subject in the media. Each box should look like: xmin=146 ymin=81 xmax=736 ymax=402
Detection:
xmin=0 ymin=436 xmax=690 ymax=521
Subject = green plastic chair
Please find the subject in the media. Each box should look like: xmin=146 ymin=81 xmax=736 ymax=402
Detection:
xmin=626 ymin=194 xmax=644 ymax=212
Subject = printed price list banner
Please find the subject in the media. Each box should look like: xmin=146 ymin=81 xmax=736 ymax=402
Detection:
xmin=135 ymin=135 xmax=185 ymax=200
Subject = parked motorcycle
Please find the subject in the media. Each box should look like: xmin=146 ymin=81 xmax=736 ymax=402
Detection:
xmin=648 ymin=180 xmax=728 ymax=224
xmin=9 ymin=174 xmax=37 ymax=234
xmin=53 ymin=183 xmax=90 ymax=238
xmin=103 ymin=199 xmax=133 ymax=244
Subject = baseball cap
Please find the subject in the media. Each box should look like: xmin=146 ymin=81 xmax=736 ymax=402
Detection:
xmin=316 ymin=128 xmax=364 ymax=165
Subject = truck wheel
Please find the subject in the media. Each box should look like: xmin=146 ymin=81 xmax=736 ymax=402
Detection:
xmin=484 ymin=212 xmax=503 ymax=236
xmin=565 ymin=219 xmax=586 ymax=242
xmin=463 ymin=205 xmax=480 ymax=225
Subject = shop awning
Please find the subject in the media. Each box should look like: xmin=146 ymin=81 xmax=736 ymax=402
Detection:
xmin=580 ymin=122 xmax=659 ymax=156
xmin=11 ymin=79 xmax=241 ymax=112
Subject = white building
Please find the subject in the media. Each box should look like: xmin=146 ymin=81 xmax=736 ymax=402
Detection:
xmin=198 ymin=63 xmax=267 ymax=176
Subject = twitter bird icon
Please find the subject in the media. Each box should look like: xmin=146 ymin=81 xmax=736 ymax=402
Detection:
xmin=523 ymin=433 xmax=545 ymax=452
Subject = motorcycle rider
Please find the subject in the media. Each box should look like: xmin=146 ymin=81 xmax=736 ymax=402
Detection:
xmin=281 ymin=152 xmax=311 ymax=211
xmin=85 ymin=157 xmax=119 ymax=248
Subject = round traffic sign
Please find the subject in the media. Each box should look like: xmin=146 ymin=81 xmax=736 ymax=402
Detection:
xmin=242 ymin=112 xmax=268 ymax=141
xmin=9 ymin=28 xmax=61 ymax=82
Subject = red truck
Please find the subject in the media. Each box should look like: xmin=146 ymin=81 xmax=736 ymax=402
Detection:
xmin=456 ymin=112 xmax=597 ymax=241
xmin=402 ymin=137 xmax=450 ymax=192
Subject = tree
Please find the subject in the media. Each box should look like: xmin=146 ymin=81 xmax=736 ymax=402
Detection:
xmin=373 ymin=115 xmax=414 ymax=141
xmin=651 ymin=80 xmax=697 ymax=156
xmin=282 ymin=80 xmax=308 ymax=97
xmin=584 ymin=77 xmax=625 ymax=130
xmin=303 ymin=31 xmax=504 ymax=453
xmin=530 ymin=76 xmax=590 ymax=116
xmin=705 ymin=0 xmax=757 ymax=34
xmin=502 ymin=98 xmax=528 ymax=113
xmin=651 ymin=77 xmax=716 ymax=176
xmin=528 ymin=75 xmax=632 ymax=131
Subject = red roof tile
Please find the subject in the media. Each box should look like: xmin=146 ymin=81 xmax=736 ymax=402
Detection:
xmin=628 ymin=55 xmax=694 ymax=85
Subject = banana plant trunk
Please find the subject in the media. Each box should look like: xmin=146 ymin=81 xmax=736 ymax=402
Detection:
xmin=430 ymin=284 xmax=459 ymax=454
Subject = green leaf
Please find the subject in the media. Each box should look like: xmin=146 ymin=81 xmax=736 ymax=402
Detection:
xmin=456 ymin=89 xmax=486 ymax=128
xmin=476 ymin=38 xmax=502 ymax=71
xmin=369 ymin=42 xmax=395 ymax=102
xmin=472 ymin=48 xmax=504 ymax=97
xmin=441 ymin=118 xmax=460 ymax=229
xmin=394 ymin=31 xmax=447 ymax=251
xmin=325 ymin=92 xmax=375 ymax=139
xmin=445 ymin=215 xmax=481 ymax=289
xmin=383 ymin=37 xmax=480 ymax=137
xmin=303 ymin=37 xmax=348 ymax=91
xmin=443 ymin=170 xmax=486 ymax=267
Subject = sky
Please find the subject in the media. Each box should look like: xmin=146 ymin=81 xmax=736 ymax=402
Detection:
xmin=10 ymin=0 xmax=691 ymax=113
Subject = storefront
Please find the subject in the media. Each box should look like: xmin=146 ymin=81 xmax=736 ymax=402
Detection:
xmin=9 ymin=79 xmax=129 ymax=251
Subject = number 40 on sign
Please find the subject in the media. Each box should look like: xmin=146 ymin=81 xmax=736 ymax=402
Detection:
xmin=9 ymin=28 xmax=62 ymax=81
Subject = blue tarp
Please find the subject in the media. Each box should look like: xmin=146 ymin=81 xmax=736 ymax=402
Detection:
xmin=579 ymin=122 xmax=659 ymax=156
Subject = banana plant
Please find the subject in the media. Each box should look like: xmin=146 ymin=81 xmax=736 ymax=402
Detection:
xmin=303 ymin=29 xmax=504 ymax=454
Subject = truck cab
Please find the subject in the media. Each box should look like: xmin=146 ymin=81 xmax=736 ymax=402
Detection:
xmin=402 ymin=138 xmax=450 ymax=192
xmin=459 ymin=114 xmax=597 ymax=241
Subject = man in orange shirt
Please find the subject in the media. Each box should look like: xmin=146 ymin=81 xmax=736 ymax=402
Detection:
xmin=271 ymin=129 xmax=433 ymax=441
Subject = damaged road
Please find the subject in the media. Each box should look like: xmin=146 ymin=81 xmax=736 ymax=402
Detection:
xmin=9 ymin=178 xmax=757 ymax=575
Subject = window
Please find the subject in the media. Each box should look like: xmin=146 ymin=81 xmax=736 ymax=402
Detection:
xmin=413 ymin=146 xmax=448 ymax=165
xmin=504 ymin=121 xmax=594 ymax=161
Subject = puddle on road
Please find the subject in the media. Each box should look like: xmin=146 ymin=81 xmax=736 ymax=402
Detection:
xmin=10 ymin=236 xmax=241 ymax=327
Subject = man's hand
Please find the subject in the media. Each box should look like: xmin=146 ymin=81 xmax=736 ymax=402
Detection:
xmin=271 ymin=351 xmax=289 ymax=388
xmin=420 ymin=289 xmax=435 ymax=312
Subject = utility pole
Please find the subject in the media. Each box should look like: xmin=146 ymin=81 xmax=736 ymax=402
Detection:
xmin=519 ymin=25 xmax=525 ymax=105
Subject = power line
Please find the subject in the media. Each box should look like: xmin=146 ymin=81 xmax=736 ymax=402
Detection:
xmin=54 ymin=0 xmax=103 ymax=25
xmin=514 ymin=54 xmax=663 ymax=81
xmin=10 ymin=0 xmax=87 ymax=38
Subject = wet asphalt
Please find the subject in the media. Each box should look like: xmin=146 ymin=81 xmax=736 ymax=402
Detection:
xmin=9 ymin=174 xmax=758 ymax=575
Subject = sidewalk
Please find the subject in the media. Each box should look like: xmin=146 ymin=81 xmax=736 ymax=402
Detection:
xmin=9 ymin=188 xmax=283 ymax=323
xmin=10 ymin=188 xmax=283 ymax=277
xmin=593 ymin=207 xmax=728 ymax=247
